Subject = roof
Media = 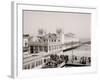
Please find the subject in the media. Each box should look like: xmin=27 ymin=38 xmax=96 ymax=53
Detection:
xmin=43 ymin=33 xmax=58 ymax=40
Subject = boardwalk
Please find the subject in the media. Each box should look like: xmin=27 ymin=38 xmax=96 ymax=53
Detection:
xmin=61 ymin=62 xmax=90 ymax=68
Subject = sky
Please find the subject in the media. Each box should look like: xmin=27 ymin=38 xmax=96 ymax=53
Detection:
xmin=23 ymin=10 xmax=91 ymax=39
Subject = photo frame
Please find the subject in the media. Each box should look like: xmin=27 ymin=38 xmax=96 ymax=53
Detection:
xmin=11 ymin=1 xmax=97 ymax=78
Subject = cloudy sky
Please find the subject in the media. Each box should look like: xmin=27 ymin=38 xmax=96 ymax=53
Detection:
xmin=23 ymin=10 xmax=91 ymax=39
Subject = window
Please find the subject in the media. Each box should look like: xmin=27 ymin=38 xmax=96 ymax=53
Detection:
xmin=39 ymin=46 xmax=43 ymax=51
xmin=35 ymin=46 xmax=38 ymax=53
xmin=30 ymin=46 xmax=33 ymax=53
xmin=49 ymin=46 xmax=51 ymax=51
xmin=28 ymin=64 xmax=30 ymax=69
xmin=58 ymin=40 xmax=60 ymax=42
xmin=44 ymin=59 xmax=46 ymax=63
xmin=32 ymin=63 xmax=35 ymax=68
xmin=44 ymin=46 xmax=48 ymax=52
xmin=23 ymin=65 xmax=27 ymax=69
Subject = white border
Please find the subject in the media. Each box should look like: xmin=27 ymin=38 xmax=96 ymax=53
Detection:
xmin=11 ymin=1 xmax=97 ymax=78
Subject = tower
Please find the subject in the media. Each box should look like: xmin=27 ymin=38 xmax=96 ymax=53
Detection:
xmin=56 ymin=28 xmax=64 ymax=44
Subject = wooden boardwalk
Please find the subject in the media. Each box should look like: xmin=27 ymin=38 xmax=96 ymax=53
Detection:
xmin=60 ymin=61 xmax=90 ymax=67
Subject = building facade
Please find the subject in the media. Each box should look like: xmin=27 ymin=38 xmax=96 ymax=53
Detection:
xmin=23 ymin=32 xmax=63 ymax=69
xmin=23 ymin=31 xmax=80 ymax=69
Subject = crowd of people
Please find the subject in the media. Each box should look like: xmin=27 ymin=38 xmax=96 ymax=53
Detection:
xmin=42 ymin=54 xmax=91 ymax=68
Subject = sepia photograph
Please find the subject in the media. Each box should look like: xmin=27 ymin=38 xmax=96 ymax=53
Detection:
xmin=22 ymin=10 xmax=91 ymax=69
